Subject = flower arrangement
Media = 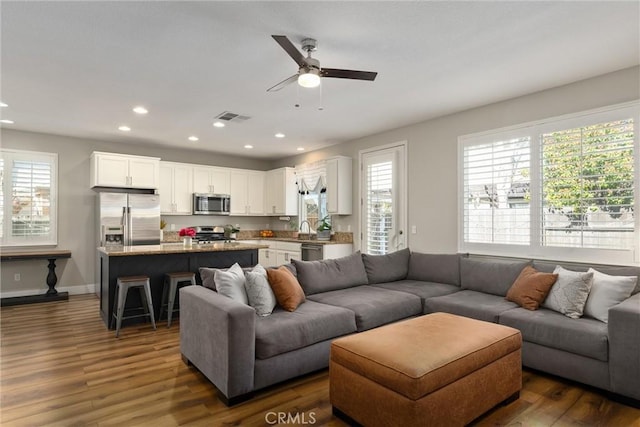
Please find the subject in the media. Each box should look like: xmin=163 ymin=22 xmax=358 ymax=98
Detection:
xmin=179 ymin=227 xmax=196 ymax=238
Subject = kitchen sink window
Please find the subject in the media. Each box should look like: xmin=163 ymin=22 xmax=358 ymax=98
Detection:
xmin=296 ymin=160 xmax=328 ymax=232
xmin=0 ymin=148 xmax=58 ymax=246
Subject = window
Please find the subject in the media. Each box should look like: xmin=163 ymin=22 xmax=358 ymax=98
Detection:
xmin=360 ymin=143 xmax=407 ymax=255
xmin=459 ymin=103 xmax=638 ymax=265
xmin=295 ymin=160 xmax=327 ymax=232
xmin=0 ymin=149 xmax=58 ymax=246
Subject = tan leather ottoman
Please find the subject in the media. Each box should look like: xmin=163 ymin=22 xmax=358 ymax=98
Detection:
xmin=330 ymin=312 xmax=522 ymax=427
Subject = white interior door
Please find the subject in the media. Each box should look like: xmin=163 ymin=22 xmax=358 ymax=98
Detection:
xmin=360 ymin=143 xmax=407 ymax=254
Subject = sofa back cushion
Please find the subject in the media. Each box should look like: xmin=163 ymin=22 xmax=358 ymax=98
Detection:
xmin=361 ymin=248 xmax=410 ymax=284
xmin=533 ymin=261 xmax=640 ymax=295
xmin=407 ymin=253 xmax=462 ymax=286
xmin=460 ymin=257 xmax=531 ymax=296
xmin=292 ymin=251 xmax=368 ymax=295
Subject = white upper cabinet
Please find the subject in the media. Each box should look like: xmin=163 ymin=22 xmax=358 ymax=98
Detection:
xmin=192 ymin=166 xmax=230 ymax=195
xmin=326 ymin=156 xmax=352 ymax=215
xmin=159 ymin=161 xmax=193 ymax=215
xmin=265 ymin=167 xmax=298 ymax=216
xmin=230 ymin=169 xmax=265 ymax=215
xmin=90 ymin=152 xmax=160 ymax=189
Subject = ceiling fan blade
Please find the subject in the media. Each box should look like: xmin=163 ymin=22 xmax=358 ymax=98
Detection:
xmin=266 ymin=74 xmax=298 ymax=92
xmin=321 ymin=68 xmax=378 ymax=81
xmin=272 ymin=35 xmax=306 ymax=67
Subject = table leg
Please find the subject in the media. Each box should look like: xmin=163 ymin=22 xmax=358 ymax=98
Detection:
xmin=46 ymin=258 xmax=58 ymax=295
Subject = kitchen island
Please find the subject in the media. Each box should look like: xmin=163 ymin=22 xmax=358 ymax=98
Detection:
xmin=97 ymin=242 xmax=267 ymax=329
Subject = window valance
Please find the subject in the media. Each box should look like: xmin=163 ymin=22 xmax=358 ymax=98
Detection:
xmin=295 ymin=160 xmax=326 ymax=194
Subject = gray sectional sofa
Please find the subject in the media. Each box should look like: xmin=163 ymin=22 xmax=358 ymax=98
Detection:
xmin=179 ymin=249 xmax=640 ymax=406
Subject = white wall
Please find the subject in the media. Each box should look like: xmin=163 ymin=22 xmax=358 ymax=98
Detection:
xmin=271 ymin=66 xmax=640 ymax=253
xmin=0 ymin=130 xmax=271 ymax=297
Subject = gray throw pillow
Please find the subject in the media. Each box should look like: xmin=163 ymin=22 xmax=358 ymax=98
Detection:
xmin=542 ymin=266 xmax=593 ymax=319
xmin=199 ymin=267 xmax=217 ymax=290
xmin=214 ymin=263 xmax=248 ymax=304
xmin=244 ymin=264 xmax=277 ymax=316
xmin=292 ymin=251 xmax=368 ymax=295
xmin=361 ymin=248 xmax=410 ymax=284
xmin=583 ymin=268 xmax=637 ymax=323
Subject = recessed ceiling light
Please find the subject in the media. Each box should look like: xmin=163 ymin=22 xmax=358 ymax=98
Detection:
xmin=133 ymin=106 xmax=148 ymax=115
xmin=118 ymin=125 xmax=131 ymax=132
xmin=188 ymin=136 xmax=199 ymax=142
xmin=244 ymin=145 xmax=253 ymax=149
xmin=0 ymin=102 xmax=7 ymax=108
xmin=0 ymin=119 xmax=14 ymax=124
xmin=213 ymin=121 xmax=225 ymax=128
xmin=275 ymin=133 xmax=285 ymax=138
xmin=296 ymin=147 xmax=305 ymax=151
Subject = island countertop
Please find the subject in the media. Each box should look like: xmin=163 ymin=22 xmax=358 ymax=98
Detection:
xmin=98 ymin=242 xmax=268 ymax=257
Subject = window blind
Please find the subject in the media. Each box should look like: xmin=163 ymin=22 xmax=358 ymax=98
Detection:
xmin=0 ymin=149 xmax=57 ymax=246
xmin=365 ymin=160 xmax=393 ymax=255
xmin=463 ymin=137 xmax=531 ymax=245
xmin=541 ymin=119 xmax=634 ymax=250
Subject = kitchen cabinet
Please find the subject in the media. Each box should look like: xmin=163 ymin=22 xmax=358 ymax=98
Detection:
xmin=326 ymin=156 xmax=352 ymax=215
xmin=265 ymin=167 xmax=298 ymax=216
xmin=192 ymin=166 xmax=230 ymax=195
xmin=230 ymin=169 xmax=265 ymax=215
xmin=257 ymin=241 xmax=301 ymax=267
xmin=90 ymin=152 xmax=160 ymax=189
xmin=159 ymin=161 xmax=193 ymax=215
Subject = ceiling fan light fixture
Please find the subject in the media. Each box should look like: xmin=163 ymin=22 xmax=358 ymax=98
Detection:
xmin=298 ymin=69 xmax=320 ymax=88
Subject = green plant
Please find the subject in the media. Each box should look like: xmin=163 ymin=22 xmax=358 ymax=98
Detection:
xmin=316 ymin=215 xmax=332 ymax=232
xmin=288 ymin=218 xmax=298 ymax=231
xmin=160 ymin=219 xmax=167 ymax=230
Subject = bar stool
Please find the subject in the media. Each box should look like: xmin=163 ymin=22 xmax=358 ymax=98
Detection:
xmin=111 ymin=275 xmax=156 ymax=338
xmin=159 ymin=272 xmax=196 ymax=327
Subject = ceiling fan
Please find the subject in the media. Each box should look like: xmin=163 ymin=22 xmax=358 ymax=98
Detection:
xmin=267 ymin=35 xmax=378 ymax=92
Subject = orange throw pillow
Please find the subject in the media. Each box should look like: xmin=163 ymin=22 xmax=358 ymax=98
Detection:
xmin=266 ymin=266 xmax=306 ymax=312
xmin=506 ymin=265 xmax=558 ymax=310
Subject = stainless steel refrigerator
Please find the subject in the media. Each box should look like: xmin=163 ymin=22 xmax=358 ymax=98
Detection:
xmin=97 ymin=192 xmax=161 ymax=246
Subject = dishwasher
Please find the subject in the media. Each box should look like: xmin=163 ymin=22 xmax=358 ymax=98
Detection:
xmin=301 ymin=243 xmax=323 ymax=261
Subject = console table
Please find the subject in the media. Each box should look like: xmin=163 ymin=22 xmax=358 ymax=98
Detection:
xmin=1 ymin=249 xmax=72 ymax=306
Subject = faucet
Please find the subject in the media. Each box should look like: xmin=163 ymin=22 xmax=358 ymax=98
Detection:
xmin=299 ymin=220 xmax=311 ymax=238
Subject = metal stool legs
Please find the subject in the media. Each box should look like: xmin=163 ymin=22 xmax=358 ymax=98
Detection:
xmin=111 ymin=276 xmax=156 ymax=338
xmin=160 ymin=272 xmax=196 ymax=327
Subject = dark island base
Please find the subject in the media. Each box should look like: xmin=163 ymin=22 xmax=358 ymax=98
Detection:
xmin=99 ymin=249 xmax=257 ymax=329
xmin=1 ymin=292 xmax=69 ymax=307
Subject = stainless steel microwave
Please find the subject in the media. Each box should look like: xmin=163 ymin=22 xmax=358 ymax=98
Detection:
xmin=192 ymin=193 xmax=230 ymax=215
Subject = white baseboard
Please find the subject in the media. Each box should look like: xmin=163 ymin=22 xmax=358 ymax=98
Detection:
xmin=0 ymin=283 xmax=96 ymax=299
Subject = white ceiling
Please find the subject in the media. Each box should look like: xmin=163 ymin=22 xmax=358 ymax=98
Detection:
xmin=1 ymin=1 xmax=638 ymax=159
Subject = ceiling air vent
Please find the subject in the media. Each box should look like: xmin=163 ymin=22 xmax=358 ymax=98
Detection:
xmin=215 ymin=111 xmax=251 ymax=123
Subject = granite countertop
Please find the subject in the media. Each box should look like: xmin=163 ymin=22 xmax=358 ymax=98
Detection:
xmin=98 ymin=242 xmax=268 ymax=257
xmin=238 ymin=237 xmax=350 ymax=245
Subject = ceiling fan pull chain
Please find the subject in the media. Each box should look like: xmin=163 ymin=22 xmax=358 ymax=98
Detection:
xmin=295 ymin=82 xmax=301 ymax=108
xmin=318 ymin=82 xmax=324 ymax=111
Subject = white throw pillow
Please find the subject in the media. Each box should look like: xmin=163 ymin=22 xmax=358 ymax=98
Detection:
xmin=214 ymin=263 xmax=248 ymax=304
xmin=583 ymin=268 xmax=637 ymax=323
xmin=244 ymin=264 xmax=277 ymax=316
xmin=542 ymin=266 xmax=593 ymax=319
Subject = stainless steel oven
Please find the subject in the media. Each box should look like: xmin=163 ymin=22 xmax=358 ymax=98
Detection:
xmin=192 ymin=193 xmax=230 ymax=215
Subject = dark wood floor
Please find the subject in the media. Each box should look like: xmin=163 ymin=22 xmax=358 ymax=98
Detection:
xmin=1 ymin=294 xmax=638 ymax=426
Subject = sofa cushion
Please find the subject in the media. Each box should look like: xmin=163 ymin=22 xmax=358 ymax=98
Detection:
xmin=244 ymin=264 xmax=277 ymax=316
xmin=255 ymin=300 xmax=356 ymax=359
xmin=292 ymin=252 xmax=368 ymax=295
xmin=424 ymin=290 xmax=518 ymax=323
xmin=499 ymin=307 xmax=609 ymax=362
xmin=214 ymin=263 xmax=248 ymax=304
xmin=407 ymin=253 xmax=462 ymax=286
xmin=505 ymin=265 xmax=558 ymax=310
xmin=308 ymin=286 xmax=422 ymax=332
xmin=372 ymin=280 xmax=460 ymax=312
xmin=461 ymin=258 xmax=531 ymax=296
xmin=266 ymin=266 xmax=305 ymax=312
xmin=361 ymin=248 xmax=410 ymax=284
xmin=584 ymin=268 xmax=637 ymax=323
xmin=542 ymin=266 xmax=593 ymax=319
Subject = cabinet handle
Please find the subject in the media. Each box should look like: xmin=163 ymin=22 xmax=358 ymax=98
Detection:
xmin=285 ymin=253 xmax=289 ymax=261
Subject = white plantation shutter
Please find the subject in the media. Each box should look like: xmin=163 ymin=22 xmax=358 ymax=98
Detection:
xmin=0 ymin=149 xmax=57 ymax=246
xmin=463 ymin=137 xmax=530 ymax=245
xmin=541 ymin=119 xmax=634 ymax=250
xmin=365 ymin=156 xmax=393 ymax=255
